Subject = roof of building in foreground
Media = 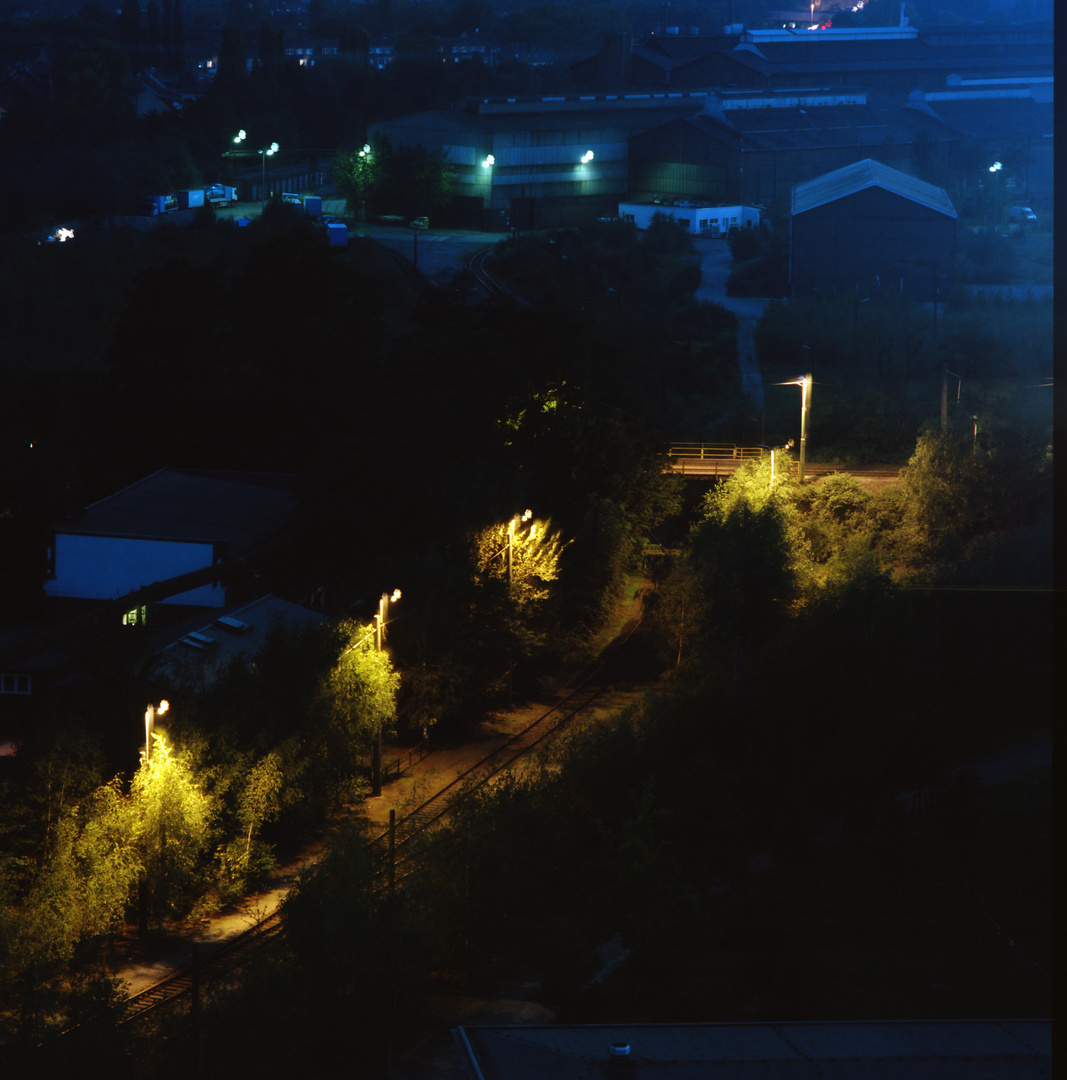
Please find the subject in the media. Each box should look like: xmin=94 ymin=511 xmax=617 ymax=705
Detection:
xmin=57 ymin=468 xmax=301 ymax=552
xmin=791 ymin=157 xmax=957 ymax=218
xmin=453 ymin=1019 xmax=1051 ymax=1079
xmin=152 ymin=593 xmax=326 ymax=691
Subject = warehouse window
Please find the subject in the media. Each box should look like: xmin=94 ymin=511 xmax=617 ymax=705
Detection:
xmin=0 ymin=674 xmax=31 ymax=694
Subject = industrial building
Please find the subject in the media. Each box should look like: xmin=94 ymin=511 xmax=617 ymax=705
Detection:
xmin=369 ymin=21 xmax=1051 ymax=232
xmin=572 ymin=22 xmax=1053 ymax=97
xmin=368 ymin=94 xmax=714 ymax=231
xmin=789 ymin=158 xmax=957 ymax=301
xmin=627 ymin=86 xmax=960 ymax=207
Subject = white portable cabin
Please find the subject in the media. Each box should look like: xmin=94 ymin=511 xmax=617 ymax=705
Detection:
xmin=618 ymin=202 xmax=760 ymax=237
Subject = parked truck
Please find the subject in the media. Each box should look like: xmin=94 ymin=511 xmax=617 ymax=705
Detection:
xmin=204 ymin=183 xmax=237 ymax=206
xmin=177 ymin=188 xmax=205 ymax=210
xmin=142 ymin=193 xmax=178 ymax=215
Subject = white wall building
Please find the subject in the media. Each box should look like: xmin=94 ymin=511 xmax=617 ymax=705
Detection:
xmin=618 ymin=200 xmax=760 ymax=235
xmin=43 ymin=468 xmax=300 ymax=608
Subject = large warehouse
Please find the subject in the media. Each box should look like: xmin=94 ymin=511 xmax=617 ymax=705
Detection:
xmin=789 ymin=158 xmax=957 ymax=301
xmin=368 ymin=94 xmax=713 ymax=231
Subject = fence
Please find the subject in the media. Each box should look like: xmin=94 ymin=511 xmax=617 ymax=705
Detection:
xmin=667 ymin=443 xmax=766 ymax=460
xmin=367 ymin=739 xmax=433 ymax=785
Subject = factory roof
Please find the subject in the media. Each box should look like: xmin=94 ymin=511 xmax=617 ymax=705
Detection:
xmin=791 ymin=157 xmax=957 ymax=217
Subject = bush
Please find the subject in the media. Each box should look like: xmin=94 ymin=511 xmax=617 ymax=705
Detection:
xmin=955 ymin=228 xmax=1019 ymax=284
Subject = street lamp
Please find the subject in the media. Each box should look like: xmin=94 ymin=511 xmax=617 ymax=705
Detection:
xmin=580 ymin=150 xmax=594 ymax=164
xmin=260 ymin=141 xmax=280 ymax=195
xmin=482 ymin=154 xmax=495 ymax=168
xmin=507 ymin=509 xmax=532 ymax=591
xmin=988 ymin=160 xmax=1002 ymax=229
xmin=144 ymin=699 xmax=169 ymax=762
xmin=371 ymin=589 xmax=401 ymax=797
xmin=776 ymin=373 xmax=812 ymax=482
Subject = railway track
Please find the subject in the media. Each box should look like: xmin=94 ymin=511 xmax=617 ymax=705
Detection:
xmin=120 ymin=600 xmax=647 ymax=1024
xmin=467 ymin=245 xmax=522 ymax=302
xmin=121 ymin=912 xmax=284 ymax=1022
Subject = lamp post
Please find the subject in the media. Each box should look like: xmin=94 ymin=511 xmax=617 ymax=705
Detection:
xmin=506 ymin=510 xmax=532 ymax=592
xmin=776 ymin=373 xmax=812 ymax=482
xmin=144 ymin=699 xmax=169 ymax=762
xmin=371 ymin=589 xmax=401 ymax=797
xmin=988 ymin=160 xmax=1002 ymax=230
xmin=260 ymin=141 xmax=280 ymax=197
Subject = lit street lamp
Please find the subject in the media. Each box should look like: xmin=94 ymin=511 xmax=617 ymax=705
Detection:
xmin=988 ymin=160 xmax=1002 ymax=230
xmin=144 ymin=699 xmax=169 ymax=762
xmin=371 ymin=589 xmax=401 ymax=797
xmin=260 ymin=141 xmax=280 ymax=195
xmin=775 ymin=373 xmax=813 ymax=482
xmin=507 ymin=509 xmax=532 ymax=591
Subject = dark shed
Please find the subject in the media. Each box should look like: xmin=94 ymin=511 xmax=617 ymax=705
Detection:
xmin=790 ymin=158 xmax=956 ymax=301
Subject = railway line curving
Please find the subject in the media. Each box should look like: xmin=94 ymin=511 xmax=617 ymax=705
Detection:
xmin=120 ymin=601 xmax=647 ymax=1024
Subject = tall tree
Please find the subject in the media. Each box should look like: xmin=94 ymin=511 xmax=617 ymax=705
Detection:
xmin=129 ymin=733 xmax=213 ymax=924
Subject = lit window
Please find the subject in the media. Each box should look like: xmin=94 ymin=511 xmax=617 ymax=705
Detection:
xmin=122 ymin=605 xmax=147 ymax=627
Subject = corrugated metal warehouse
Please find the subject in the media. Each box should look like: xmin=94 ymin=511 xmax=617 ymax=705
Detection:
xmin=789 ymin=158 xmax=957 ymax=301
xmin=627 ymin=88 xmax=959 ymax=206
xmin=369 ymin=94 xmax=713 ymax=231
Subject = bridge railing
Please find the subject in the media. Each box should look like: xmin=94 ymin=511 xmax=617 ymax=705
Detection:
xmin=668 ymin=443 xmax=766 ymax=460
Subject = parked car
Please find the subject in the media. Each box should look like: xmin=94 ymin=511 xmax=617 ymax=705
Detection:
xmin=1008 ymin=206 xmax=1037 ymax=224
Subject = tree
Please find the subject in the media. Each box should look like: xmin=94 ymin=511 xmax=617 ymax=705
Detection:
xmin=334 ymin=138 xmax=379 ymax=216
xmin=130 ymin=733 xmax=213 ymax=923
xmin=321 ymin=621 xmax=401 ymax=786
xmin=19 ymin=778 xmax=138 ymax=971
xmin=336 ymin=134 xmax=456 ymax=219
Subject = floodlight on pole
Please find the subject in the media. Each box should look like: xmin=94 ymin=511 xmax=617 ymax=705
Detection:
xmin=259 ymin=141 xmax=280 ymax=194
xmin=988 ymin=160 xmax=1002 ymax=229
